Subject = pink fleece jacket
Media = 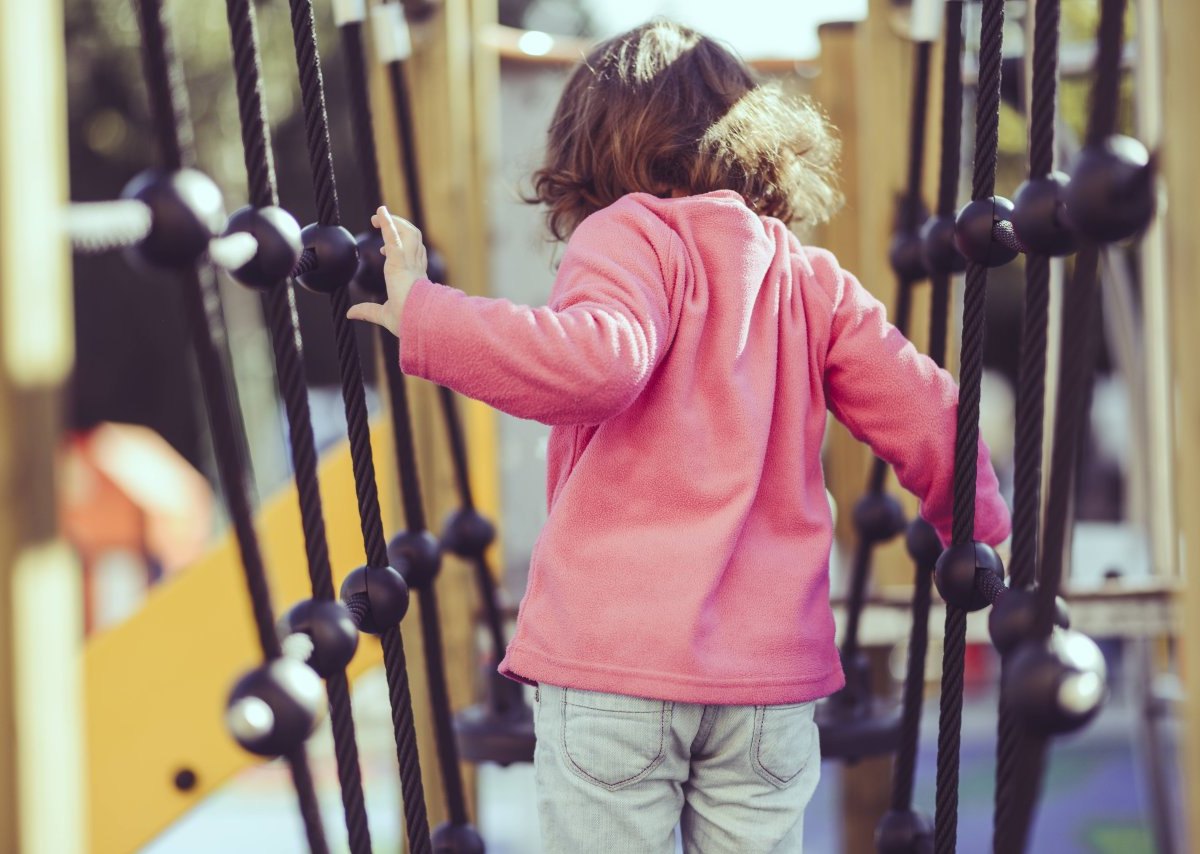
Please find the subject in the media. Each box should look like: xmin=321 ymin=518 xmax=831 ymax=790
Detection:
xmin=399 ymin=190 xmax=1010 ymax=706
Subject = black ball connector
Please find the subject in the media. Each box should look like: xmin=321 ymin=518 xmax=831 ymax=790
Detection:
xmin=278 ymin=599 xmax=360 ymax=678
xmin=888 ymin=230 xmax=928 ymax=282
xmin=120 ymin=168 xmax=225 ymax=268
xmin=987 ymin=587 xmax=1071 ymax=655
xmin=852 ymin=493 xmax=907 ymax=544
xmin=875 ymin=808 xmax=934 ymax=854
xmin=295 ymin=224 xmax=359 ymax=294
xmin=905 ymin=518 xmax=943 ymax=570
xmin=352 ymin=230 xmax=387 ymax=299
xmin=225 ymin=658 xmax=324 ymax=757
xmin=1064 ymin=135 xmax=1156 ymax=244
xmin=441 ymin=508 xmax=496 ymax=559
xmin=339 ymin=564 xmax=410 ymax=634
xmin=1004 ymin=628 xmax=1107 ymax=736
xmin=919 ymin=215 xmax=967 ymax=275
xmin=1011 ymin=172 xmax=1078 ymax=257
xmin=933 ymin=541 xmax=1005 ymax=612
xmin=388 ymin=529 xmax=443 ymax=590
xmin=223 ymin=206 xmax=303 ymax=290
xmin=431 ymin=821 xmax=486 ymax=854
xmin=954 ymin=196 xmax=1021 ymax=268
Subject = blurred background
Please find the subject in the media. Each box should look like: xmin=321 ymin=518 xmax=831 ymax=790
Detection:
xmin=37 ymin=0 xmax=1185 ymax=851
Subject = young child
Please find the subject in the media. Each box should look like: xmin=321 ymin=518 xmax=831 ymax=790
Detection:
xmin=349 ymin=19 xmax=1010 ymax=854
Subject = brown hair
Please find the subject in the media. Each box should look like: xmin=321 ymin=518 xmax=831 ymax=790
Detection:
xmin=529 ymin=19 xmax=842 ymax=241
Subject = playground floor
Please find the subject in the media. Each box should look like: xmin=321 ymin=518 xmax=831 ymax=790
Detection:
xmin=146 ymin=658 xmax=1182 ymax=853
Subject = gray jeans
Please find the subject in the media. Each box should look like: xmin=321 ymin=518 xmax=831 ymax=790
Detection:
xmin=533 ymin=683 xmax=821 ymax=853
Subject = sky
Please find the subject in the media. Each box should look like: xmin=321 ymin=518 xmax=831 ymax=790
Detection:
xmin=582 ymin=0 xmax=869 ymax=59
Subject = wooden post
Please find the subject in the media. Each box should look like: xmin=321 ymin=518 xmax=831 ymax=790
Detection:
xmin=815 ymin=3 xmax=942 ymax=572
xmin=366 ymin=0 xmax=501 ymax=829
xmin=0 ymin=0 xmax=85 ymax=851
xmin=1161 ymin=0 xmax=1200 ymax=846
xmin=814 ymin=5 xmax=944 ymax=849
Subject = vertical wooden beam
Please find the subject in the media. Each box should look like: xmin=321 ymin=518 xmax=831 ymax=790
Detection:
xmin=0 ymin=0 xmax=85 ymax=851
xmin=1161 ymin=0 xmax=1200 ymax=845
xmin=816 ymin=4 xmax=942 ymax=573
xmin=815 ymin=6 xmax=946 ymax=850
xmin=366 ymin=0 xmax=501 ymax=828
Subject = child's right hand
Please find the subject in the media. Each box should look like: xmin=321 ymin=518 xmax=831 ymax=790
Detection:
xmin=346 ymin=205 xmax=428 ymax=338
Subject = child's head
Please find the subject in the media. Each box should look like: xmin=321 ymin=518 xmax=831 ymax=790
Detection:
xmin=530 ymin=19 xmax=842 ymax=241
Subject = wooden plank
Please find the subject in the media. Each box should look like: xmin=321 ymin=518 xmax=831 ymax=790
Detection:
xmin=0 ymin=0 xmax=84 ymax=851
xmin=1161 ymin=0 xmax=1200 ymax=844
xmin=815 ymin=6 xmax=942 ymax=576
xmin=813 ymin=20 xmax=866 ymax=551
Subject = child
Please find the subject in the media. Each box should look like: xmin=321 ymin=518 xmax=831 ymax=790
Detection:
xmin=349 ymin=19 xmax=1010 ymax=854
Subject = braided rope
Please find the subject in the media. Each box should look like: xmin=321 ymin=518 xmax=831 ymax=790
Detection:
xmin=282 ymin=2 xmax=432 ymax=849
xmin=934 ymin=1 xmax=1006 ymax=850
xmin=338 ymin=18 xmax=472 ymax=828
xmin=286 ymin=748 xmax=333 ymax=854
xmin=936 ymin=1 xmax=966 ymax=221
xmin=382 ymin=626 xmax=433 ymax=847
xmin=993 ymin=0 xmax=1062 ymax=844
xmin=887 ymin=2 xmax=964 ymax=822
xmin=382 ymin=11 xmax=514 ymax=696
xmin=132 ymin=1 xmax=328 ymax=849
xmin=889 ymin=542 xmax=936 ymax=812
xmin=223 ymin=0 xmax=372 ymax=846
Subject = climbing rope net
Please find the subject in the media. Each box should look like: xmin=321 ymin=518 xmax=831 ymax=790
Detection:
xmin=62 ymin=0 xmax=1157 ymax=851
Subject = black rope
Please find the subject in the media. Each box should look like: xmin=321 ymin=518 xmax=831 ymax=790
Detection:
xmin=889 ymin=9 xmax=964 ymax=817
xmin=136 ymin=0 xmax=194 ymax=171
xmin=287 ymin=748 xmax=334 ymax=854
xmin=1086 ymin=0 xmax=1126 ymax=145
xmin=936 ymin=2 xmax=966 ymax=222
xmin=386 ymin=38 xmax=429 ymax=236
xmin=281 ymin=2 xmax=432 ymax=850
xmin=380 ymin=625 xmax=433 ymax=848
xmin=223 ymin=0 xmax=372 ymax=847
xmin=901 ymin=41 xmax=934 ymax=233
xmin=889 ymin=535 xmax=936 ymax=813
xmin=999 ymin=3 xmax=1127 ymax=848
xmin=935 ymin=0 xmax=1006 ymax=850
xmin=992 ymin=0 xmax=1062 ymax=845
xmin=338 ymin=13 xmax=473 ymax=829
xmin=1035 ymin=0 xmax=1124 ymax=639
xmin=132 ymin=1 xmax=328 ymax=849
xmin=1002 ymin=245 xmax=1101 ymax=853
xmin=380 ymin=2 xmax=512 ymax=691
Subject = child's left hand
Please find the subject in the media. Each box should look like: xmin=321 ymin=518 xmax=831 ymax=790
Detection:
xmin=346 ymin=205 xmax=428 ymax=337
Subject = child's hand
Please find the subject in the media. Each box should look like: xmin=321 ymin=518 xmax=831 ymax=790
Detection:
xmin=346 ymin=205 xmax=428 ymax=337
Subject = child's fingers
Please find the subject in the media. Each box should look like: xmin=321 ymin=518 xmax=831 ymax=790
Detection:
xmin=376 ymin=205 xmax=406 ymax=250
xmin=346 ymin=301 xmax=389 ymax=328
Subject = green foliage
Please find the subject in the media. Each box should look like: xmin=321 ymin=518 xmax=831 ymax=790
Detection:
xmin=66 ymin=0 xmax=320 ymax=200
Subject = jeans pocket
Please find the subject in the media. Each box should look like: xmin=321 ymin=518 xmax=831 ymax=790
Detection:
xmin=560 ymin=687 xmax=673 ymax=791
xmin=750 ymin=701 xmax=817 ymax=788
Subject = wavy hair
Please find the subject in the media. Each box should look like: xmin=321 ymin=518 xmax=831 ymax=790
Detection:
xmin=529 ymin=19 xmax=842 ymax=241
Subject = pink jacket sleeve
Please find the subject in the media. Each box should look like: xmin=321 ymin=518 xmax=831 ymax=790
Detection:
xmin=399 ymin=199 xmax=673 ymax=426
xmin=815 ymin=251 xmax=1011 ymax=546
